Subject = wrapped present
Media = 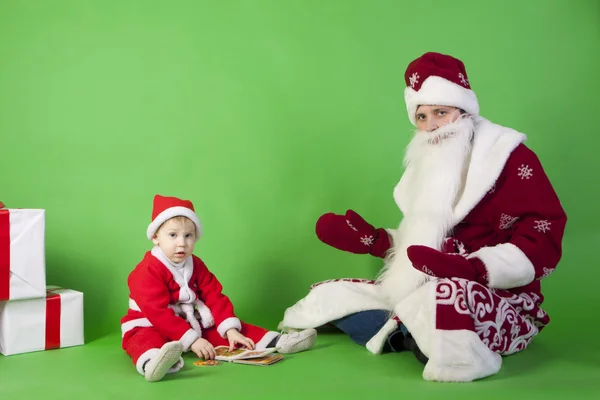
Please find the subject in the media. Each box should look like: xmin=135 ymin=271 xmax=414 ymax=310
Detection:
xmin=0 ymin=208 xmax=46 ymax=301
xmin=0 ymin=286 xmax=84 ymax=356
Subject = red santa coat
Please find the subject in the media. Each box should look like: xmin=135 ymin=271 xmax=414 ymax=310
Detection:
xmin=279 ymin=117 xmax=567 ymax=382
xmin=121 ymin=247 xmax=242 ymax=351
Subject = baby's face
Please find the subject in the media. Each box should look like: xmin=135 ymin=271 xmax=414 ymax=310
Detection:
xmin=152 ymin=217 xmax=196 ymax=263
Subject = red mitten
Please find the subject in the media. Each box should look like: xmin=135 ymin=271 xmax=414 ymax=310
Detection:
xmin=315 ymin=210 xmax=391 ymax=258
xmin=406 ymin=245 xmax=488 ymax=284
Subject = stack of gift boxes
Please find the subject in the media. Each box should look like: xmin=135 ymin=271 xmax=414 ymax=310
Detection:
xmin=0 ymin=203 xmax=84 ymax=356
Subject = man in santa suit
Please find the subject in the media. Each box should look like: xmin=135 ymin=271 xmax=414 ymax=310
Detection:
xmin=278 ymin=52 xmax=567 ymax=382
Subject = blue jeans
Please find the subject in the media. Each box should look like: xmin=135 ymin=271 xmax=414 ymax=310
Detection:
xmin=330 ymin=310 xmax=407 ymax=353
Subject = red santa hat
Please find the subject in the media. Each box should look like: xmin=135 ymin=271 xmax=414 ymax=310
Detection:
xmin=404 ymin=52 xmax=479 ymax=126
xmin=146 ymin=194 xmax=202 ymax=241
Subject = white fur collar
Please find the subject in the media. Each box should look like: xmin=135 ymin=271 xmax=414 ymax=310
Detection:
xmin=151 ymin=246 xmax=196 ymax=304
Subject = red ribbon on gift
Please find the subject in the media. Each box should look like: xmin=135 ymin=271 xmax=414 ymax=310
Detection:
xmin=45 ymin=288 xmax=63 ymax=350
xmin=0 ymin=210 xmax=10 ymax=300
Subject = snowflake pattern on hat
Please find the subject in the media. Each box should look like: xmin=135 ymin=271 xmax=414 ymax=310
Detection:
xmin=409 ymin=72 xmax=420 ymax=88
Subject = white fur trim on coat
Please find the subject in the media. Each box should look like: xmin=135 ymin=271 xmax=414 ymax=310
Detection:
xmin=147 ymin=206 xmax=202 ymax=240
xmin=179 ymin=328 xmax=201 ymax=351
xmin=121 ymin=317 xmax=153 ymax=337
xmin=217 ymin=317 xmax=242 ymax=338
xmin=468 ymin=243 xmax=535 ymax=289
xmin=404 ymin=76 xmax=479 ymax=126
xmin=280 ymin=280 xmax=390 ymax=330
xmin=279 ymin=280 xmax=398 ymax=355
xmin=366 ymin=318 xmax=399 ymax=354
xmin=394 ymin=279 xmax=502 ymax=382
xmin=423 ymin=329 xmax=502 ymax=382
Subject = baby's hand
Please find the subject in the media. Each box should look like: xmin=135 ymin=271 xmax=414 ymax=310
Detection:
xmin=226 ymin=329 xmax=255 ymax=351
xmin=191 ymin=338 xmax=216 ymax=360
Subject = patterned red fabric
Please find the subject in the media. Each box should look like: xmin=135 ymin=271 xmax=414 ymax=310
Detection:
xmin=434 ymin=278 xmax=545 ymax=354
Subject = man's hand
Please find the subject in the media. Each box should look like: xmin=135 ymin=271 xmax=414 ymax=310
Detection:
xmin=191 ymin=338 xmax=216 ymax=360
xmin=406 ymin=245 xmax=488 ymax=284
xmin=315 ymin=209 xmax=391 ymax=258
xmin=226 ymin=329 xmax=255 ymax=351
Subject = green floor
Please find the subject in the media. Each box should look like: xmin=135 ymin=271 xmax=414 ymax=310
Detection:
xmin=2 ymin=329 xmax=599 ymax=399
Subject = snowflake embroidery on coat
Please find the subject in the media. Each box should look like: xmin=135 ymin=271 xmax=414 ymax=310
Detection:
xmin=499 ymin=213 xmax=519 ymax=230
xmin=360 ymin=235 xmax=374 ymax=246
xmin=422 ymin=265 xmax=435 ymax=276
xmin=517 ymin=164 xmax=533 ymax=179
xmin=537 ymin=267 xmax=554 ymax=280
xmin=534 ymin=220 xmax=551 ymax=233
xmin=409 ymin=72 xmax=420 ymax=88
xmin=458 ymin=72 xmax=469 ymax=87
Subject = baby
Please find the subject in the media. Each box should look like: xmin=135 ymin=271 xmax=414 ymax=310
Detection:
xmin=121 ymin=194 xmax=317 ymax=381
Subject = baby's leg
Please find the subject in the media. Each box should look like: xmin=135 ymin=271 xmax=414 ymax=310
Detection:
xmin=240 ymin=323 xmax=280 ymax=350
xmin=123 ymin=327 xmax=184 ymax=382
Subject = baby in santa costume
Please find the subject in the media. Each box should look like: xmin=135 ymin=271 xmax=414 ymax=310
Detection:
xmin=279 ymin=52 xmax=567 ymax=382
xmin=121 ymin=194 xmax=317 ymax=382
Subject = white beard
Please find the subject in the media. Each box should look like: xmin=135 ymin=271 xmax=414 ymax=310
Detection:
xmin=376 ymin=115 xmax=475 ymax=307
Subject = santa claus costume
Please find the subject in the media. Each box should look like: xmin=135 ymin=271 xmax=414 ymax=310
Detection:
xmin=278 ymin=52 xmax=567 ymax=382
xmin=122 ymin=195 xmax=317 ymax=381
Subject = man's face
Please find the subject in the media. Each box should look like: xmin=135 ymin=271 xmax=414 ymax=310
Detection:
xmin=415 ymin=105 xmax=462 ymax=132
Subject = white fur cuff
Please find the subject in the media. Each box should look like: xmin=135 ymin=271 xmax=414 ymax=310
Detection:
xmin=468 ymin=243 xmax=535 ymax=289
xmin=179 ymin=329 xmax=201 ymax=351
xmin=217 ymin=317 xmax=242 ymax=338
xmin=366 ymin=318 xmax=399 ymax=354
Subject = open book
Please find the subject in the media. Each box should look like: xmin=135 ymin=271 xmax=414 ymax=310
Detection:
xmin=214 ymin=346 xmax=284 ymax=366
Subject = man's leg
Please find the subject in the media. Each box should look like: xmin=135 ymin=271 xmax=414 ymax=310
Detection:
xmin=331 ymin=309 xmax=407 ymax=353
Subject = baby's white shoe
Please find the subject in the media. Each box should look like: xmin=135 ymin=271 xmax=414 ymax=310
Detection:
xmin=144 ymin=341 xmax=184 ymax=382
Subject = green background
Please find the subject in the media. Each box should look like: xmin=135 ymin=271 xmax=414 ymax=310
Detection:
xmin=1 ymin=0 xmax=599 ymax=398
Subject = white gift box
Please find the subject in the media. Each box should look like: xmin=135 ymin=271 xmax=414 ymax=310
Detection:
xmin=0 ymin=208 xmax=46 ymax=301
xmin=0 ymin=286 xmax=84 ymax=356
